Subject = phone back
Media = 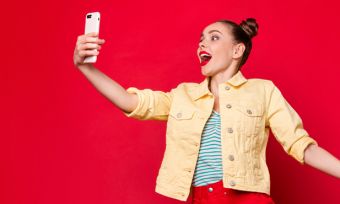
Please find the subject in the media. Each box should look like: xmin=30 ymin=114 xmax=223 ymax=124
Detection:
xmin=84 ymin=12 xmax=100 ymax=63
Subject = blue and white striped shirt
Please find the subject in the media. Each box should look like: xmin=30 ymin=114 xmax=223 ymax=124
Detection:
xmin=192 ymin=110 xmax=223 ymax=187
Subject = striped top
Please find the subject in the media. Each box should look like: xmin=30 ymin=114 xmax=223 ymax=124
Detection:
xmin=192 ymin=110 xmax=223 ymax=187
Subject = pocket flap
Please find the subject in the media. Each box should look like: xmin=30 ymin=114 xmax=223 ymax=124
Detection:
xmin=169 ymin=109 xmax=195 ymax=120
xmin=236 ymin=104 xmax=263 ymax=117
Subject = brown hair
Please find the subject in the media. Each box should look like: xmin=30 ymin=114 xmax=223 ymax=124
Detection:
xmin=216 ymin=18 xmax=259 ymax=70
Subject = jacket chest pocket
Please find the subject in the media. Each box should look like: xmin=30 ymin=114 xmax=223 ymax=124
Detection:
xmin=235 ymin=103 xmax=264 ymax=137
xmin=169 ymin=109 xmax=195 ymax=120
xmin=168 ymin=108 xmax=196 ymax=135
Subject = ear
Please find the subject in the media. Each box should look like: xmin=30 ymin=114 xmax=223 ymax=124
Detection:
xmin=232 ymin=43 xmax=246 ymax=59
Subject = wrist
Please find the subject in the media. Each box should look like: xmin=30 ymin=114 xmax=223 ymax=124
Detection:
xmin=77 ymin=63 xmax=94 ymax=70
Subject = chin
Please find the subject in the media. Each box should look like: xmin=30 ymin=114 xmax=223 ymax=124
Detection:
xmin=201 ymin=64 xmax=216 ymax=76
xmin=201 ymin=68 xmax=212 ymax=77
xmin=200 ymin=65 xmax=207 ymax=75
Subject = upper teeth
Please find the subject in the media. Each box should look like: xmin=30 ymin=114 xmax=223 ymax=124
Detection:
xmin=200 ymin=53 xmax=211 ymax=57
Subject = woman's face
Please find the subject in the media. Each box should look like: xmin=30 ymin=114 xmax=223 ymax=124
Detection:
xmin=197 ymin=22 xmax=241 ymax=76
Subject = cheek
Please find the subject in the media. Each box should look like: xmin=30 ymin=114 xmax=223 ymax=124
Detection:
xmin=213 ymin=42 xmax=233 ymax=57
xmin=215 ymin=47 xmax=233 ymax=62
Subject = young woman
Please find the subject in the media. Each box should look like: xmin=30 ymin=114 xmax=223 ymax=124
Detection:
xmin=73 ymin=18 xmax=340 ymax=204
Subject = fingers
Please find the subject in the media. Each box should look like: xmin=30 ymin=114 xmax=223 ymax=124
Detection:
xmin=77 ymin=32 xmax=105 ymax=44
xmin=98 ymin=39 xmax=105 ymax=45
xmin=78 ymin=50 xmax=100 ymax=58
xmin=76 ymin=33 xmax=105 ymax=53
xmin=77 ymin=35 xmax=105 ymax=44
xmin=78 ymin=43 xmax=101 ymax=50
xmin=74 ymin=33 xmax=105 ymax=66
xmin=86 ymin=32 xmax=99 ymax=37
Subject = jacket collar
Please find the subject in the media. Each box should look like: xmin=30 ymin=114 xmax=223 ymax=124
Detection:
xmin=191 ymin=70 xmax=248 ymax=101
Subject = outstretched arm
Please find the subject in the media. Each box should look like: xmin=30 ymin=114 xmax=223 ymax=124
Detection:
xmin=266 ymin=82 xmax=340 ymax=178
xmin=73 ymin=32 xmax=138 ymax=113
xmin=304 ymin=144 xmax=340 ymax=179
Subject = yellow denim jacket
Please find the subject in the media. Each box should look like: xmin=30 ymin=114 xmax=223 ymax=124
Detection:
xmin=123 ymin=70 xmax=318 ymax=201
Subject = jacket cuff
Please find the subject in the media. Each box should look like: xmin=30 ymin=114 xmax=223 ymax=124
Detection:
xmin=289 ymin=136 xmax=318 ymax=164
xmin=122 ymin=87 xmax=144 ymax=118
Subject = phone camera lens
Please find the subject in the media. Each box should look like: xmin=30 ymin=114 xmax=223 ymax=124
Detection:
xmin=87 ymin=14 xmax=92 ymax=19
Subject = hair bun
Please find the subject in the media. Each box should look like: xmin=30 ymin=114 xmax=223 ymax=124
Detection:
xmin=239 ymin=18 xmax=259 ymax=39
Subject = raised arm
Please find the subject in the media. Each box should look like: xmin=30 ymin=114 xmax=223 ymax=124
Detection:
xmin=73 ymin=32 xmax=138 ymax=113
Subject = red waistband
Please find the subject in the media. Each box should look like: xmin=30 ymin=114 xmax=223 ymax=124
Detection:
xmin=192 ymin=180 xmax=231 ymax=196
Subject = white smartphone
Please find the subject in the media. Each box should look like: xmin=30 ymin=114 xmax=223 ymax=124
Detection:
xmin=84 ymin=12 xmax=101 ymax=63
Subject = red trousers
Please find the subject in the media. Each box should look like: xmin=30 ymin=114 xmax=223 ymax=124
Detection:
xmin=191 ymin=180 xmax=275 ymax=204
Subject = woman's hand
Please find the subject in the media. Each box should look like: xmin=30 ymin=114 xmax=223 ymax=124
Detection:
xmin=73 ymin=32 xmax=105 ymax=68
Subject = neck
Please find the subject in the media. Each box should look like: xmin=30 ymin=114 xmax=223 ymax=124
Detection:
xmin=209 ymin=68 xmax=238 ymax=96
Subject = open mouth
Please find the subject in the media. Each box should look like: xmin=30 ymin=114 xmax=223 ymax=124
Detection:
xmin=199 ymin=51 xmax=212 ymax=66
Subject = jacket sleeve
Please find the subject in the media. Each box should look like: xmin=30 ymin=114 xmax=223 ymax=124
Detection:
xmin=122 ymin=87 xmax=174 ymax=121
xmin=266 ymin=81 xmax=318 ymax=164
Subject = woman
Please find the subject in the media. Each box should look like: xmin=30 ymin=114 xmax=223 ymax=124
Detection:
xmin=73 ymin=18 xmax=340 ymax=204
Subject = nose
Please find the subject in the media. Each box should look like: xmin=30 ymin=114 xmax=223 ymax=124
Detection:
xmin=199 ymin=39 xmax=207 ymax=49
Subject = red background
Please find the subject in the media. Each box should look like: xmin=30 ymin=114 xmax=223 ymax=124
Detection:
xmin=3 ymin=0 xmax=340 ymax=203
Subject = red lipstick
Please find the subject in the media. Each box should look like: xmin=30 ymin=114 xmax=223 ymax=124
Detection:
xmin=199 ymin=51 xmax=212 ymax=66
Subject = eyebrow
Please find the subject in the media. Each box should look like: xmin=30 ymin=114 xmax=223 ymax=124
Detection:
xmin=200 ymin=30 xmax=223 ymax=38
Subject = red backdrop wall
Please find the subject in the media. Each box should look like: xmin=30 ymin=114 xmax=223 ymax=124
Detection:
xmin=3 ymin=0 xmax=340 ymax=203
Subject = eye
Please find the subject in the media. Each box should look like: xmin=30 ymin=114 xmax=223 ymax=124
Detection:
xmin=211 ymin=35 xmax=219 ymax=41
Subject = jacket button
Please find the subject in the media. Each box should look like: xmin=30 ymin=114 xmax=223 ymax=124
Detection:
xmin=246 ymin=109 xmax=252 ymax=115
xmin=229 ymin=180 xmax=236 ymax=186
xmin=227 ymin=128 xmax=233 ymax=133
xmin=228 ymin=154 xmax=235 ymax=161
xmin=208 ymin=187 xmax=213 ymax=192
xmin=226 ymin=104 xmax=232 ymax=109
xmin=177 ymin=112 xmax=182 ymax=118
xmin=225 ymin=86 xmax=230 ymax=90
